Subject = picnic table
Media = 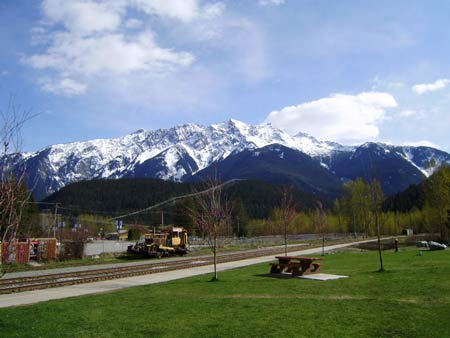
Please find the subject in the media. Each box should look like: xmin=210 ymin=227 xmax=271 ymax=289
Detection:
xmin=270 ymin=255 xmax=323 ymax=276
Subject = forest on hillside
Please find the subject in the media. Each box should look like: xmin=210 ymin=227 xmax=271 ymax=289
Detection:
xmin=8 ymin=165 xmax=450 ymax=242
xmin=42 ymin=178 xmax=318 ymax=219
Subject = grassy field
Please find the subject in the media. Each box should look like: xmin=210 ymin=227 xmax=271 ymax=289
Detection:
xmin=1 ymin=247 xmax=450 ymax=338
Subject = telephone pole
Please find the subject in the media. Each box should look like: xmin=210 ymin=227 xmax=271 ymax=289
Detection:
xmin=53 ymin=203 xmax=60 ymax=238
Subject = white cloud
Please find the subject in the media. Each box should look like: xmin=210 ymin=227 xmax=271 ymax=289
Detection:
xmin=402 ymin=140 xmax=442 ymax=149
xmin=396 ymin=110 xmax=418 ymax=118
xmin=412 ymin=78 xmax=450 ymax=95
xmin=258 ymin=0 xmax=285 ymax=6
xmin=132 ymin=0 xmax=199 ymax=22
xmin=25 ymin=0 xmax=228 ymax=96
xmin=42 ymin=0 xmax=122 ymax=35
xmin=25 ymin=31 xmax=194 ymax=76
xmin=41 ymin=77 xmax=87 ymax=96
xmin=125 ymin=18 xmax=143 ymax=29
xmin=202 ymin=2 xmax=226 ymax=19
xmin=131 ymin=0 xmax=225 ymax=22
xmin=371 ymin=76 xmax=404 ymax=90
xmin=23 ymin=0 xmax=271 ymax=99
xmin=265 ymin=92 xmax=398 ymax=143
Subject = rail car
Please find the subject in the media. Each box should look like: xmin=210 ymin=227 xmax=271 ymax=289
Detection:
xmin=127 ymin=227 xmax=188 ymax=258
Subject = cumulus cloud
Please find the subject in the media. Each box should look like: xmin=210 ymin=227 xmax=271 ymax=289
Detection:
xmin=41 ymin=77 xmax=87 ymax=96
xmin=412 ymin=78 xmax=450 ymax=95
xmin=265 ymin=92 xmax=398 ymax=143
xmin=42 ymin=0 xmax=122 ymax=35
xmin=25 ymin=31 xmax=194 ymax=76
xmin=23 ymin=0 xmax=224 ymax=96
xmin=258 ymin=0 xmax=285 ymax=6
xmin=132 ymin=0 xmax=222 ymax=22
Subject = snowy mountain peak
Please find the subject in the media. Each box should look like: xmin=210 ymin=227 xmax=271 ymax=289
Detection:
xmin=133 ymin=128 xmax=145 ymax=134
xmin=9 ymin=119 xmax=450 ymax=200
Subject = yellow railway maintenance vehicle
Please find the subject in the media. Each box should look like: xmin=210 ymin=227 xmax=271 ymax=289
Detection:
xmin=127 ymin=227 xmax=188 ymax=258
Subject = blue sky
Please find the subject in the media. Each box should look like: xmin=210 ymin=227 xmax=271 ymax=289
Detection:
xmin=1 ymin=0 xmax=450 ymax=152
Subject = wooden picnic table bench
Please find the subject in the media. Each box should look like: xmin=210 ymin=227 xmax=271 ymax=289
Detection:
xmin=270 ymin=255 xmax=323 ymax=276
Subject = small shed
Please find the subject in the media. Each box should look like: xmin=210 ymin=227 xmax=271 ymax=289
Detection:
xmin=1 ymin=238 xmax=57 ymax=264
xmin=402 ymin=229 xmax=414 ymax=236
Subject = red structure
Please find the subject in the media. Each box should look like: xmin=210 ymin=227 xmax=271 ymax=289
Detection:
xmin=1 ymin=238 xmax=58 ymax=264
xmin=2 ymin=242 xmax=31 ymax=264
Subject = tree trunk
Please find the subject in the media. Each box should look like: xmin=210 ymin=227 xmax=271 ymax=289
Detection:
xmin=376 ymin=211 xmax=384 ymax=272
xmin=322 ymin=234 xmax=325 ymax=256
xmin=213 ymin=234 xmax=218 ymax=281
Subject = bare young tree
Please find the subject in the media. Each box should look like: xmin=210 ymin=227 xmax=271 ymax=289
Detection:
xmin=0 ymin=99 xmax=34 ymax=272
xmin=369 ymin=179 xmax=385 ymax=272
xmin=189 ymin=178 xmax=233 ymax=281
xmin=280 ymin=186 xmax=297 ymax=256
xmin=314 ymin=200 xmax=328 ymax=256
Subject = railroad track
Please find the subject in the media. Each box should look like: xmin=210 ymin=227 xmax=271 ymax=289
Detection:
xmin=0 ymin=244 xmax=308 ymax=294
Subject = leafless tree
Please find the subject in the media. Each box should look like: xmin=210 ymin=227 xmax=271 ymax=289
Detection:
xmin=280 ymin=186 xmax=297 ymax=256
xmin=0 ymin=99 xmax=34 ymax=272
xmin=189 ymin=178 xmax=233 ymax=281
xmin=369 ymin=179 xmax=385 ymax=272
xmin=314 ymin=200 xmax=328 ymax=256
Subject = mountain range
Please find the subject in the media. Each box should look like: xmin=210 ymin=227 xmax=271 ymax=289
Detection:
xmin=10 ymin=119 xmax=450 ymax=200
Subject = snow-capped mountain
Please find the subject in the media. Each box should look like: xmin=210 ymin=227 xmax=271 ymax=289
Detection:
xmin=10 ymin=119 xmax=450 ymax=199
xmin=190 ymin=144 xmax=344 ymax=197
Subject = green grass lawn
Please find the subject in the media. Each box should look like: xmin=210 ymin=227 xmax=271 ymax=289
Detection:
xmin=1 ymin=248 xmax=450 ymax=338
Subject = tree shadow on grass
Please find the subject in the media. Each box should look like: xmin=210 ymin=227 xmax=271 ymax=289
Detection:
xmin=255 ymin=273 xmax=294 ymax=279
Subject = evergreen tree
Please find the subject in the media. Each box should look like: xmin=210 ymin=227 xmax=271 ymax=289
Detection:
xmin=231 ymin=197 xmax=249 ymax=237
xmin=173 ymin=197 xmax=196 ymax=233
xmin=424 ymin=165 xmax=450 ymax=240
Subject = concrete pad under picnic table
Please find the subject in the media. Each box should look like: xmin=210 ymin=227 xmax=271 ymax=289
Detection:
xmin=298 ymin=273 xmax=348 ymax=281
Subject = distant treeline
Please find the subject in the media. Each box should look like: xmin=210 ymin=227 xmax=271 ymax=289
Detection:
xmin=384 ymin=183 xmax=426 ymax=212
xmin=37 ymin=165 xmax=450 ymax=241
xmin=41 ymin=178 xmax=319 ymax=222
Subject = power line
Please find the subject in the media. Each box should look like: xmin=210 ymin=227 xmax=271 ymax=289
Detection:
xmin=57 ymin=206 xmax=186 ymax=216
xmin=37 ymin=202 xmax=189 ymax=216
xmin=109 ymin=179 xmax=243 ymax=221
xmin=23 ymin=201 xmax=60 ymax=205
xmin=58 ymin=206 xmax=118 ymax=215
xmin=26 ymin=179 xmax=244 ymax=225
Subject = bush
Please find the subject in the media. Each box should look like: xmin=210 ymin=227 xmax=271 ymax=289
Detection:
xmin=59 ymin=240 xmax=85 ymax=260
xmin=128 ymin=228 xmax=142 ymax=241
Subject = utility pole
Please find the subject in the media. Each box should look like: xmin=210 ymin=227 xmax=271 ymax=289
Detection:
xmin=53 ymin=203 xmax=60 ymax=238
xmin=161 ymin=210 xmax=164 ymax=227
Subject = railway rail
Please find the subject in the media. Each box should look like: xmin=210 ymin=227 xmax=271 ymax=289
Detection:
xmin=0 ymin=244 xmax=308 ymax=294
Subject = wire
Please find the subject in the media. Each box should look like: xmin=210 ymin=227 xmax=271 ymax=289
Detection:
xmin=23 ymin=201 xmax=60 ymax=205
xmin=38 ymin=201 xmax=193 ymax=216
xmin=110 ymin=179 xmax=243 ymax=221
